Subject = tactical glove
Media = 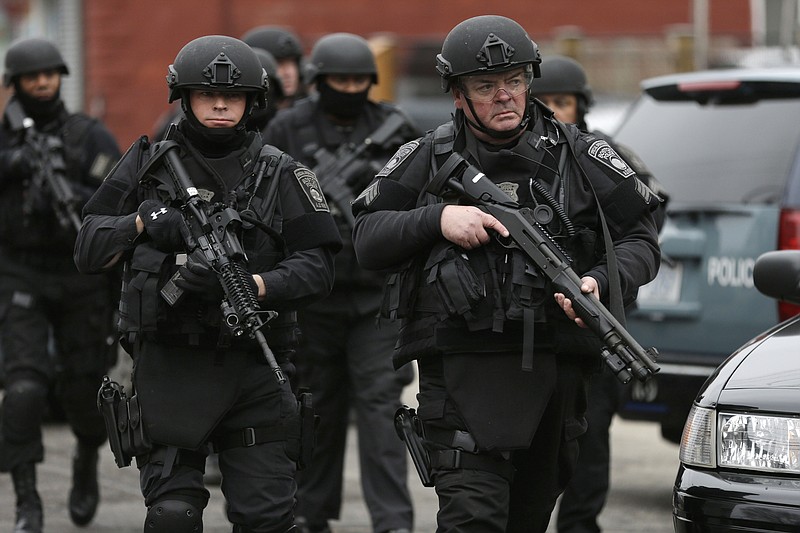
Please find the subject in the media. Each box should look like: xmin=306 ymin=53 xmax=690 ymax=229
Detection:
xmin=174 ymin=259 xmax=223 ymax=301
xmin=0 ymin=144 xmax=36 ymax=182
xmin=137 ymin=200 xmax=185 ymax=252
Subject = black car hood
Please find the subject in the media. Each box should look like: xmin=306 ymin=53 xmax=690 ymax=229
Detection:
xmin=709 ymin=316 xmax=800 ymax=412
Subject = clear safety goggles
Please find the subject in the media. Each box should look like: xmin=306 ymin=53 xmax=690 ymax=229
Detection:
xmin=460 ymin=66 xmax=534 ymax=103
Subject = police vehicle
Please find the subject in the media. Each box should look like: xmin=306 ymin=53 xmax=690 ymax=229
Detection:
xmin=612 ymin=68 xmax=800 ymax=443
xmin=674 ymin=250 xmax=800 ymax=531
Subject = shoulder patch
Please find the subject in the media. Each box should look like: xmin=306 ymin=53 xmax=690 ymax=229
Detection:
xmin=377 ymin=140 xmax=419 ymax=177
xmin=588 ymin=140 xmax=635 ymax=179
xmin=294 ymin=168 xmax=329 ymax=212
xmin=354 ymin=180 xmax=380 ymax=206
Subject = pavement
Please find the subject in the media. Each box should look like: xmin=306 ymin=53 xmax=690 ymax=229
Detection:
xmin=0 ymin=359 xmax=678 ymax=532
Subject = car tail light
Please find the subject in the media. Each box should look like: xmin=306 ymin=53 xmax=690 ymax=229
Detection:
xmin=777 ymin=208 xmax=800 ymax=319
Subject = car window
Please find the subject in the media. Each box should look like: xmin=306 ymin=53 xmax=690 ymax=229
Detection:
xmin=614 ymin=96 xmax=800 ymax=204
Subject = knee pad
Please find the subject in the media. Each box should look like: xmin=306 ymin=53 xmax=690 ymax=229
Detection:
xmin=144 ymin=499 xmax=202 ymax=532
xmin=2 ymin=379 xmax=48 ymax=442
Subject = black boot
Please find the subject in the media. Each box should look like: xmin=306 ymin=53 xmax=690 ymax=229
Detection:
xmin=68 ymin=442 xmax=99 ymax=526
xmin=11 ymin=462 xmax=43 ymax=533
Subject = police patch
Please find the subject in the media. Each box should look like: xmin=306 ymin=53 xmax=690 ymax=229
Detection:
xmin=376 ymin=140 xmax=419 ymax=177
xmin=588 ymin=140 xmax=635 ymax=178
xmin=294 ymin=168 xmax=330 ymax=212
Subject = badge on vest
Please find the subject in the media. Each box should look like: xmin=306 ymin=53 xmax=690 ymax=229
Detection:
xmin=498 ymin=182 xmax=520 ymax=203
xmin=294 ymin=168 xmax=330 ymax=212
xmin=377 ymin=140 xmax=419 ymax=177
xmin=588 ymin=140 xmax=635 ymax=179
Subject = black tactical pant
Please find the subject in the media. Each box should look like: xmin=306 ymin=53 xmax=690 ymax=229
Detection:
xmin=418 ymin=351 xmax=590 ymax=533
xmin=557 ymin=367 xmax=625 ymax=533
xmin=136 ymin=340 xmax=299 ymax=533
xmin=0 ymin=255 xmax=114 ymax=471
xmin=294 ymin=291 xmax=414 ymax=533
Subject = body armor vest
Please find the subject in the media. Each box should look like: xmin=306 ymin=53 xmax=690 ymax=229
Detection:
xmin=116 ymin=136 xmax=299 ymax=354
xmin=385 ymin=121 xmax=603 ymax=368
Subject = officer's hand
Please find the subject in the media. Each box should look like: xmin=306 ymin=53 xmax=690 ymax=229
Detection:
xmin=174 ymin=260 xmax=223 ymax=301
xmin=137 ymin=200 xmax=185 ymax=252
xmin=440 ymin=205 xmax=509 ymax=250
xmin=0 ymin=144 xmax=36 ymax=181
xmin=555 ymin=276 xmax=599 ymax=329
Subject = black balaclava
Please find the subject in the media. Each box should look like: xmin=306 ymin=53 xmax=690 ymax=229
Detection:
xmin=14 ymin=80 xmax=65 ymax=129
xmin=179 ymin=91 xmax=254 ymax=156
xmin=317 ymin=79 xmax=369 ymax=121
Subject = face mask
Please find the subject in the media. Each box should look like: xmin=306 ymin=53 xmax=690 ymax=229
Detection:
xmin=318 ymin=80 xmax=369 ymax=120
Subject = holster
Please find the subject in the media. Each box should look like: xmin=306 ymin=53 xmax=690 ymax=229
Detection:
xmin=96 ymin=375 xmax=153 ymax=468
xmin=296 ymin=390 xmax=317 ymax=470
xmin=97 ymin=375 xmax=130 ymax=468
xmin=394 ymin=405 xmax=433 ymax=487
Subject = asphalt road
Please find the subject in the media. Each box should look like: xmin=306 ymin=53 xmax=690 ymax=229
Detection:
xmin=0 ymin=369 xmax=679 ymax=532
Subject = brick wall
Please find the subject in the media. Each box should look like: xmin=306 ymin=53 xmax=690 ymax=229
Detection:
xmin=84 ymin=0 xmax=751 ymax=147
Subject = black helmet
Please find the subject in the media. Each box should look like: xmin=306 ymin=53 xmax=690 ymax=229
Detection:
xmin=166 ymin=35 xmax=268 ymax=107
xmin=241 ymin=26 xmax=303 ymax=62
xmin=4 ymin=37 xmax=69 ymax=87
xmin=530 ymin=55 xmax=594 ymax=108
xmin=436 ymin=15 xmax=541 ymax=92
xmin=304 ymin=33 xmax=377 ymax=85
xmin=252 ymin=47 xmax=284 ymax=97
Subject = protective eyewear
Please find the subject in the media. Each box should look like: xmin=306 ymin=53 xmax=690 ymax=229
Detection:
xmin=461 ymin=68 xmax=534 ymax=103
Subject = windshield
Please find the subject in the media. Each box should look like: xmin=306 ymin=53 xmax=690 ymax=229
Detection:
xmin=614 ymin=96 xmax=800 ymax=204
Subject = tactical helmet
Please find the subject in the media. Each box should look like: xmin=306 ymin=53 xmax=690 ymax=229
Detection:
xmin=252 ymin=47 xmax=284 ymax=97
xmin=241 ymin=26 xmax=303 ymax=62
xmin=166 ymin=35 xmax=268 ymax=107
xmin=304 ymin=33 xmax=377 ymax=85
xmin=3 ymin=37 xmax=69 ymax=87
xmin=530 ymin=55 xmax=594 ymax=108
xmin=436 ymin=15 xmax=541 ymax=92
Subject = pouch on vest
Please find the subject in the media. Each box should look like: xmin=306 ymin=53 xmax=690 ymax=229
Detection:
xmin=503 ymin=250 xmax=547 ymax=322
xmin=424 ymin=242 xmax=485 ymax=319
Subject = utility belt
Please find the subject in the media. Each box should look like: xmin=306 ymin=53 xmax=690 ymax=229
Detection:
xmin=98 ymin=374 xmax=316 ymax=472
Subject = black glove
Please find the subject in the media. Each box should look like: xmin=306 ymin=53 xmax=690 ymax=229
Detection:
xmin=0 ymin=143 xmax=36 ymax=182
xmin=174 ymin=259 xmax=223 ymax=301
xmin=137 ymin=200 xmax=185 ymax=252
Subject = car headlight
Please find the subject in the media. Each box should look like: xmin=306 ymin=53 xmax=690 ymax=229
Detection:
xmin=718 ymin=412 xmax=800 ymax=473
xmin=680 ymin=405 xmax=716 ymax=467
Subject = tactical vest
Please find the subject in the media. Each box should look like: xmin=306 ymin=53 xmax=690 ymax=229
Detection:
xmin=117 ymin=136 xmax=299 ymax=355
xmin=384 ymin=121 xmax=605 ymax=368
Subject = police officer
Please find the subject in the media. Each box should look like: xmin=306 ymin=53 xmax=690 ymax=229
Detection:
xmin=248 ymin=47 xmax=285 ymax=133
xmin=0 ymin=37 xmax=121 ymax=532
xmin=351 ymin=16 xmax=661 ymax=533
xmin=263 ymin=32 xmax=418 ymax=533
xmin=530 ymin=54 xmax=667 ymax=533
xmin=242 ymin=26 xmax=306 ymax=108
xmin=74 ymin=35 xmax=341 ymax=533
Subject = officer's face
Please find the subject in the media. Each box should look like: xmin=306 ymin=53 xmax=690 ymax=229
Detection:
xmin=188 ymin=90 xmax=247 ymax=128
xmin=277 ymin=58 xmax=300 ymax=97
xmin=18 ymin=69 xmax=61 ymax=101
xmin=536 ymin=93 xmax=578 ymax=124
xmin=453 ymin=67 xmax=529 ymax=143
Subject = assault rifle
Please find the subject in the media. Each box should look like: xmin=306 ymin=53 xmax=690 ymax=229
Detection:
xmin=426 ymin=153 xmax=660 ymax=384
xmin=312 ymin=112 xmax=408 ymax=228
xmin=6 ymin=99 xmax=82 ymax=232
xmin=141 ymin=138 xmax=286 ymax=385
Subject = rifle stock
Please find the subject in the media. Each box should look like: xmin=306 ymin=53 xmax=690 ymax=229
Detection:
xmin=427 ymin=153 xmax=660 ymax=384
